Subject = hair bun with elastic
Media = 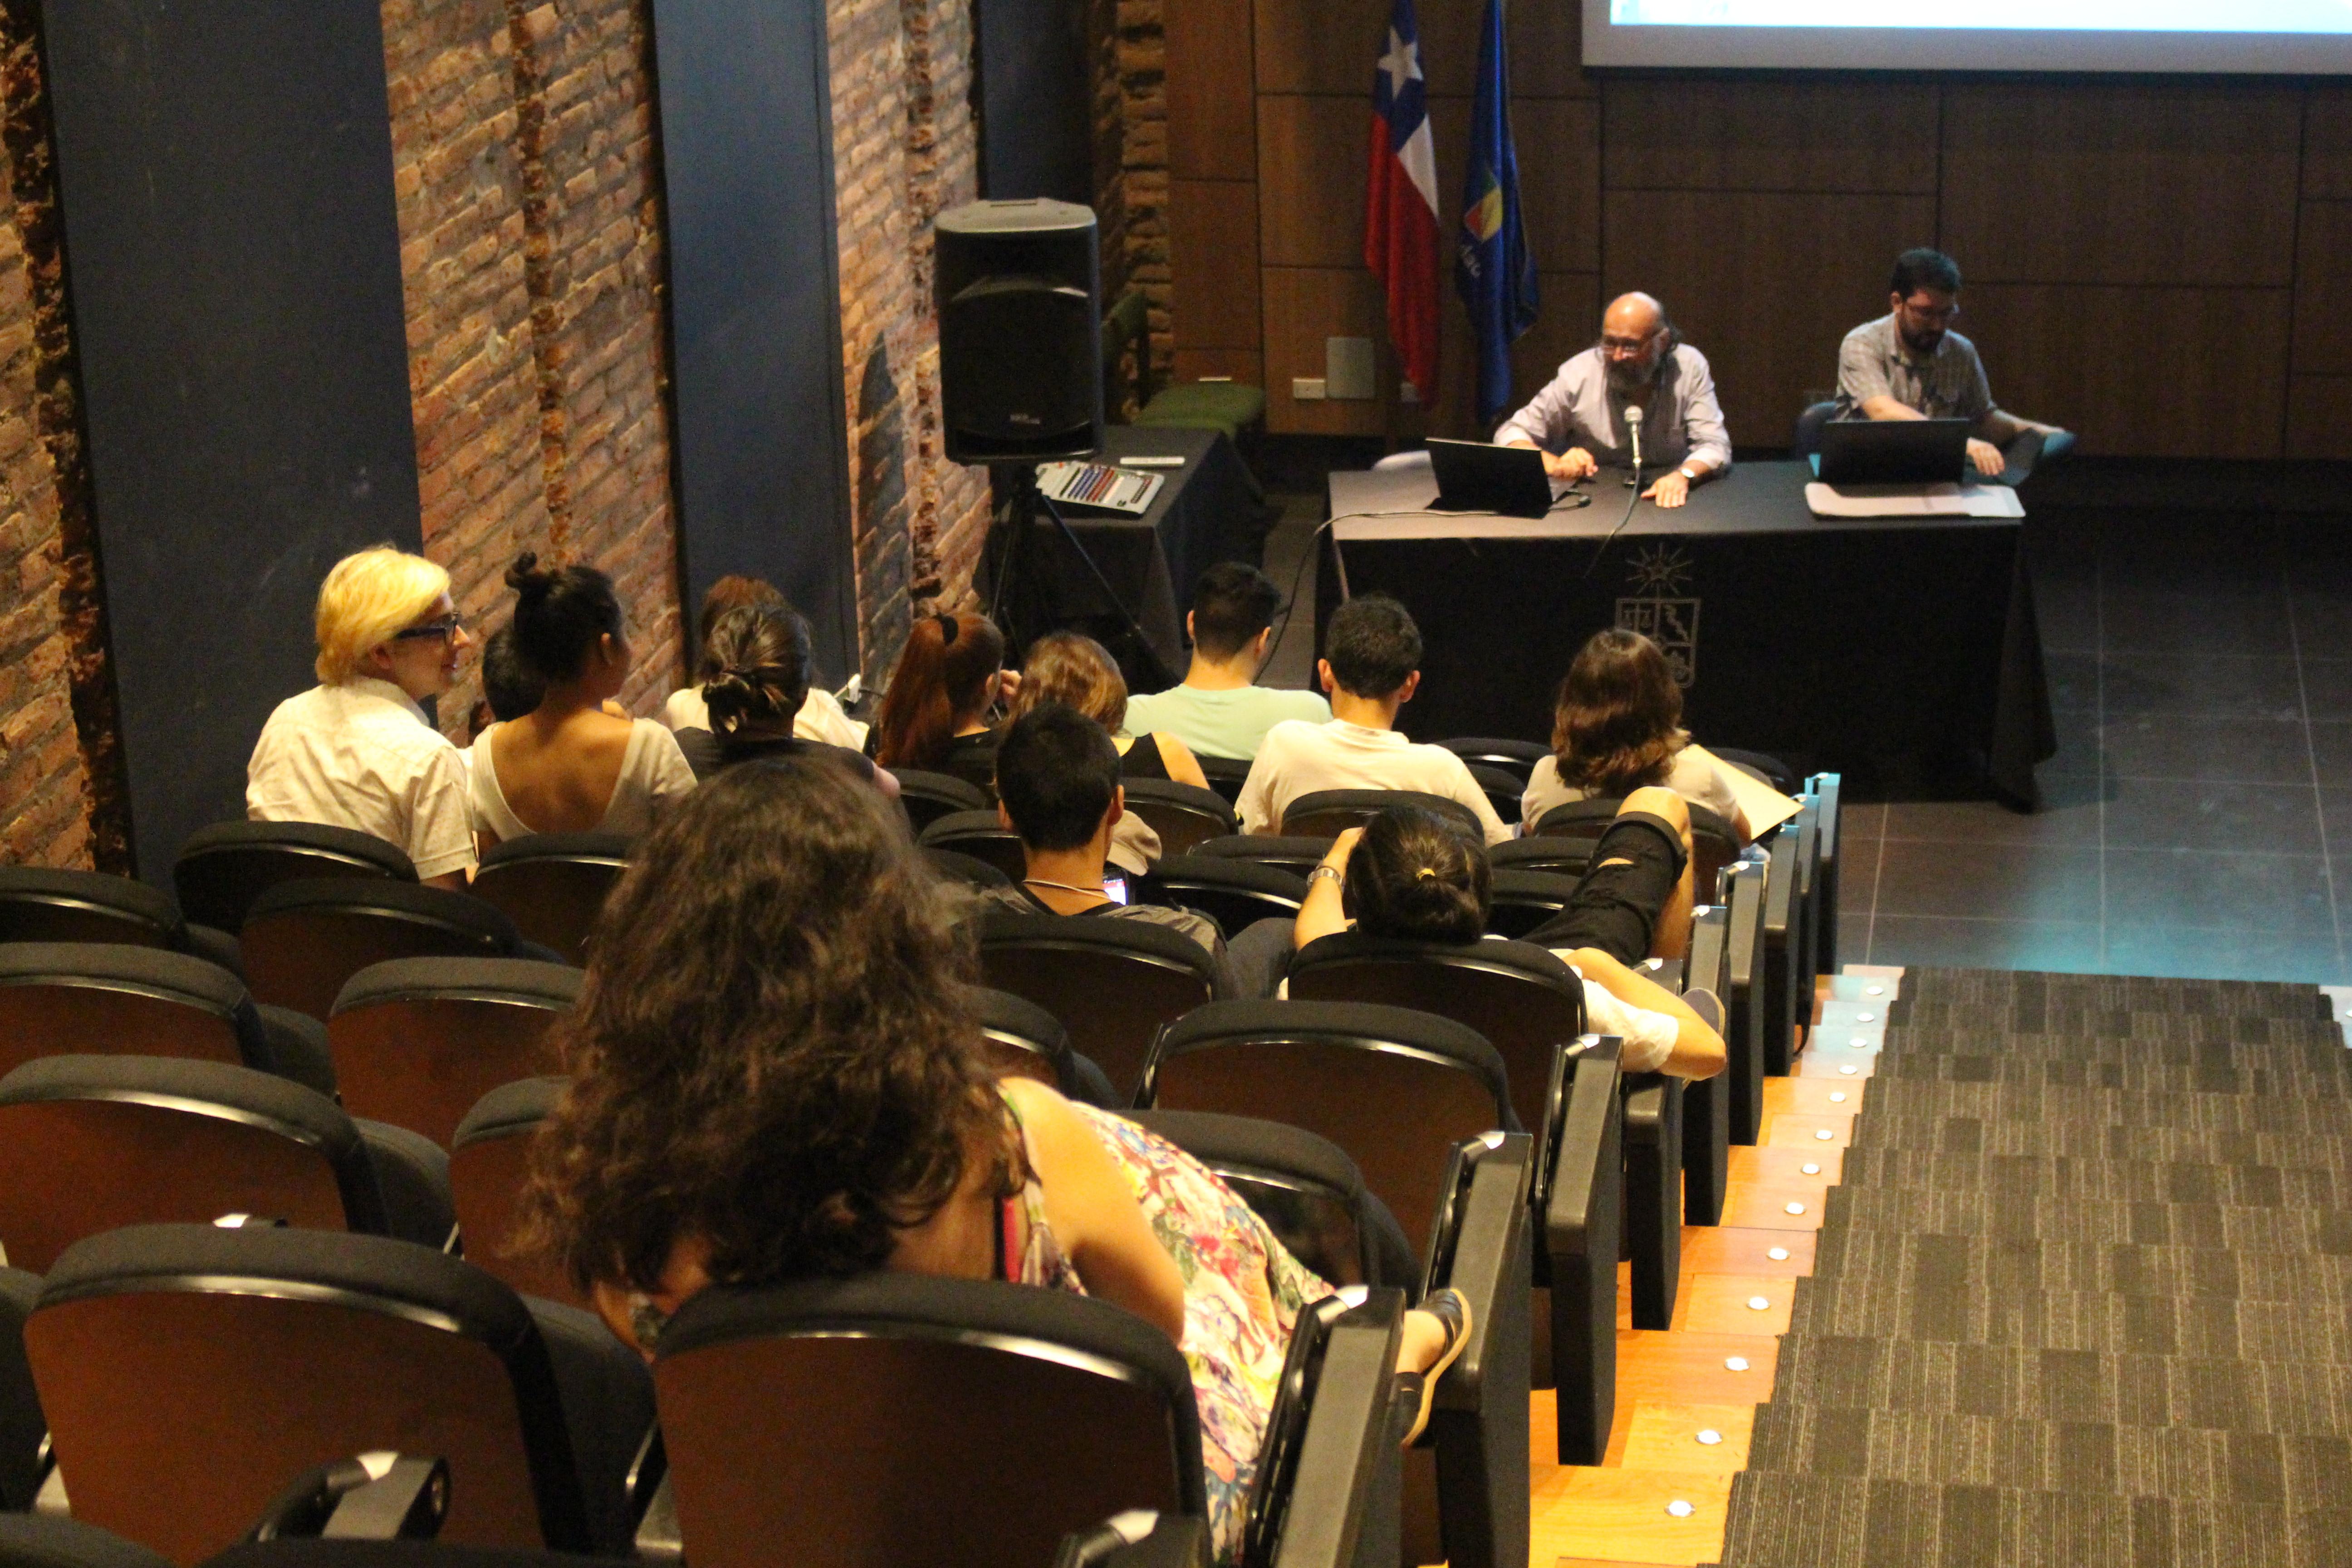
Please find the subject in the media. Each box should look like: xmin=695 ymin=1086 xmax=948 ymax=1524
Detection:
xmin=505 ymin=551 xmax=554 ymax=601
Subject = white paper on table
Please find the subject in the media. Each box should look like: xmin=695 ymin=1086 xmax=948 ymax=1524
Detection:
xmin=1686 ymin=743 xmax=1803 ymax=838
xmin=1803 ymin=481 xmax=2025 ymax=519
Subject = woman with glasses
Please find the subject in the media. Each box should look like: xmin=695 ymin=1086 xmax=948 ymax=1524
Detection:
xmin=467 ymin=553 xmax=695 ymax=852
xmin=246 ymin=545 xmax=480 ymax=888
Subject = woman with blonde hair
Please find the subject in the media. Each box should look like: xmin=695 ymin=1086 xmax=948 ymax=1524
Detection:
xmin=1004 ymin=631 xmax=1211 ymax=791
xmin=1521 ymin=627 xmax=1752 ymax=840
xmin=246 ymin=545 xmax=478 ymax=887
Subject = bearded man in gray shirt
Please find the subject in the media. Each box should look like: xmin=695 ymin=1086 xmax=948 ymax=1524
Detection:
xmin=1836 ymin=247 xmax=2066 ymax=480
xmin=1496 ymin=291 xmax=1731 ymax=510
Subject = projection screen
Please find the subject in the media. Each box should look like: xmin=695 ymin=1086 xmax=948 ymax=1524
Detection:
xmin=1583 ymin=2 xmax=2352 ymax=74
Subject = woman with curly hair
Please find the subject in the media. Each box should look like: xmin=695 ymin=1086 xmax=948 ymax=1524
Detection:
xmin=520 ymin=761 xmax=1469 ymax=1562
xmin=1003 ymin=630 xmax=1212 ymax=790
xmin=1521 ymin=627 xmax=1752 ymax=840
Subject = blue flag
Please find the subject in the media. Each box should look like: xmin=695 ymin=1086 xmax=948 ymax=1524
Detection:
xmin=1454 ymin=0 xmax=1537 ymax=424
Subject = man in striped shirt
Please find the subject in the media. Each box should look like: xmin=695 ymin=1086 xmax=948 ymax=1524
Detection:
xmin=1836 ymin=247 xmax=2065 ymax=479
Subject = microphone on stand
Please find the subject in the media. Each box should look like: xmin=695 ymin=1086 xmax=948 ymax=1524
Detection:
xmin=1624 ymin=405 xmax=1645 ymax=488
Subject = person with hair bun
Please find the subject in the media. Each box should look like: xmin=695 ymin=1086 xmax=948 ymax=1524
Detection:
xmin=1292 ymin=804 xmax=1725 ymax=1080
xmin=871 ymin=610 xmax=1014 ymax=790
xmin=659 ymin=574 xmax=866 ymax=752
xmin=467 ymin=553 xmax=695 ymax=850
xmin=1522 ymin=627 xmax=1751 ymax=840
xmin=1003 ymin=631 xmax=1210 ymax=790
xmin=248 ymin=545 xmax=478 ymax=887
xmin=671 ymin=604 xmax=897 ymax=799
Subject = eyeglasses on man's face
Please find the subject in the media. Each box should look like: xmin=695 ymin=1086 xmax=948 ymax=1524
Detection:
xmin=1598 ymin=329 xmax=1659 ymax=359
xmin=393 ymin=614 xmax=466 ymax=644
xmin=1897 ymin=294 xmax=1960 ymax=326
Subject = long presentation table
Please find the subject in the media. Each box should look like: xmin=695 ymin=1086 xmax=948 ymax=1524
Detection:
xmin=1317 ymin=460 xmax=2057 ymax=804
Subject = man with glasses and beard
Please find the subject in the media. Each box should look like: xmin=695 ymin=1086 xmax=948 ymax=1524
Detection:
xmin=1837 ymin=247 xmax=2065 ymax=479
xmin=1495 ymin=290 xmax=1730 ymax=509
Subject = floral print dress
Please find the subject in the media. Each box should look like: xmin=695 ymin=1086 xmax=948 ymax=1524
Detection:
xmin=999 ymin=1096 xmax=1335 ymax=1564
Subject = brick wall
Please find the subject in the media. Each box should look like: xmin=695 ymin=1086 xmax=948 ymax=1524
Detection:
xmin=1112 ymin=0 xmax=1170 ymax=387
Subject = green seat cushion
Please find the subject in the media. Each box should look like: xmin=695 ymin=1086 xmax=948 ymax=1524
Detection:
xmin=1135 ymin=382 xmax=1267 ymax=438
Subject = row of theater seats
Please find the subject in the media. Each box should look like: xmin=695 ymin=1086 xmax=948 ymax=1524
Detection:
xmin=0 ymin=768 xmax=1839 ymax=1568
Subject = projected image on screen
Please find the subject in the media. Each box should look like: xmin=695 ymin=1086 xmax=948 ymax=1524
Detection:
xmin=1588 ymin=0 xmax=2352 ymax=70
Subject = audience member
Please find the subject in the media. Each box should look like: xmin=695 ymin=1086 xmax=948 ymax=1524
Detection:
xmin=1123 ymin=563 xmax=1329 ymax=760
xmin=976 ymin=703 xmax=1289 ymax=996
xmin=478 ymin=625 xmax=545 ymax=727
xmin=660 ymin=574 xmax=866 ymax=750
xmin=872 ymin=611 xmax=1015 ymax=790
xmin=518 ymin=761 xmax=1470 ymax=1561
xmin=247 ymin=545 xmax=478 ymax=888
xmin=1235 ymin=594 xmax=1511 ymax=844
xmin=1003 ymin=631 xmax=1211 ymax=790
xmin=1294 ymin=804 xmax=1723 ymax=1077
xmin=1522 ymin=628 xmax=1753 ymax=841
xmin=672 ymin=604 xmax=897 ymax=799
xmin=467 ymin=554 xmax=695 ymax=849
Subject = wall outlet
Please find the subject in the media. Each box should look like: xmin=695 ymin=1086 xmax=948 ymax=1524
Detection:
xmin=1398 ymin=379 xmax=1421 ymax=405
xmin=1325 ymin=337 xmax=1375 ymax=400
xmin=1292 ymin=377 xmax=1327 ymax=401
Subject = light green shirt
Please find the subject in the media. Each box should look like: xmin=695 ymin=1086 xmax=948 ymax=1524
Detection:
xmin=1121 ymin=683 xmax=1332 ymax=761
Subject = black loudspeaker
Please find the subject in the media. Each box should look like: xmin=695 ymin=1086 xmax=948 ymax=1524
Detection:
xmin=936 ymin=199 xmax=1102 ymax=463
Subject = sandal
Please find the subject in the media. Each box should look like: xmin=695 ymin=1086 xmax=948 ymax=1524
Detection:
xmin=1401 ymin=1287 xmax=1474 ymax=1446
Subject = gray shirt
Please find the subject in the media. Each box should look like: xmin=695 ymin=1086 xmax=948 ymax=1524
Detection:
xmin=1494 ymin=343 xmax=1732 ymax=473
xmin=1836 ymin=314 xmax=1994 ymax=424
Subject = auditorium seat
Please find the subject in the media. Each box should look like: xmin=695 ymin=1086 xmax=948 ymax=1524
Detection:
xmin=1132 ymin=854 xmax=1305 ymax=938
xmin=0 ymin=866 xmax=178 ymax=952
xmin=1115 ymin=779 xmax=1235 ymax=856
xmin=1464 ymin=765 xmax=1525 ymax=830
xmin=1 ymin=1265 xmax=39 ymax=1513
xmin=0 ymin=942 xmax=334 ymax=1095
xmin=891 ymin=769 xmax=990 ymax=835
xmin=174 ymin=823 xmax=416 ymax=935
xmin=1758 ymin=831 xmax=1804 ymax=1076
xmin=1532 ymin=795 xmax=1743 ymax=902
xmin=469 ymin=833 xmax=631 ymax=965
xmin=1807 ymin=771 xmax=1843 ymax=977
xmin=327 ymin=959 xmax=581 ymax=1148
xmin=241 ymin=881 xmax=525 ymax=1022
xmin=914 ymin=811 xmax=1027 ymax=882
xmin=970 ymin=914 xmax=1225 ymax=1100
xmin=0 ymin=1513 xmax=173 ymax=1568
xmin=1281 ymin=789 xmax=1483 ymax=841
xmin=1436 ymin=737 xmax=1548 ymax=787
xmin=1485 ymin=868 xmax=1584 ymax=941
xmin=968 ymin=984 xmax=1117 ymax=1107
xmin=1486 ymin=838 xmax=1590 ymax=878
xmin=1192 ymin=754 xmax=1250 ymax=806
xmin=1718 ymin=857 xmax=1769 ymax=1146
xmin=447 ymin=1078 xmax=589 ymax=1313
xmin=1186 ymin=834 xmax=1331 ymax=876
xmin=1679 ymin=902 xmax=1734 ymax=1227
xmin=645 ymin=1272 xmax=1393 ymax=1568
xmin=0 ymin=1055 xmax=453 ymax=1268
xmin=921 ymin=846 xmax=1012 ymax=888
xmin=23 ymin=1224 xmax=652 ymax=1560
xmin=1792 ymin=398 xmax=1838 ymax=458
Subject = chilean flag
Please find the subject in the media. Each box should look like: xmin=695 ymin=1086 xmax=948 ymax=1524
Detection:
xmin=1364 ymin=0 xmax=1441 ymax=404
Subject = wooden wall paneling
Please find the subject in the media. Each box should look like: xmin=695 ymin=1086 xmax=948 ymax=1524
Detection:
xmin=1168 ymin=0 xmax=1257 ymax=179
xmin=2305 ymin=87 xmax=2352 ymax=200
xmin=1258 ymin=96 xmax=1369 ymax=268
xmin=2292 ymin=200 xmax=2352 ymax=376
xmin=1255 ymin=0 xmax=1385 ymax=95
xmin=1601 ymin=190 xmax=1935 ymax=448
xmin=2285 ymin=376 xmax=2352 ymax=461
xmin=1509 ymin=0 xmax=1592 ymax=100
xmin=1507 ymin=270 xmax=1603 ymax=412
xmin=1423 ymin=95 xmax=1600 ymax=276
xmin=1959 ymin=284 xmax=2290 ymax=459
xmin=1173 ymin=348 xmax=1265 ymax=386
xmin=1602 ymin=78 xmax=1936 ymax=194
xmin=1262 ymin=266 xmax=1390 ymax=433
xmin=1259 ymin=0 xmax=1590 ymax=103
xmin=1940 ymin=83 xmax=2302 ymax=288
xmin=1171 ymin=180 xmax=1263 ymax=348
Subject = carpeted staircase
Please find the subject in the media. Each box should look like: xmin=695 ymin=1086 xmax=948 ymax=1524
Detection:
xmin=1713 ymin=967 xmax=2352 ymax=1567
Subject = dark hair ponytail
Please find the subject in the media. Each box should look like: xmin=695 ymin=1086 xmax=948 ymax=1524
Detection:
xmin=701 ymin=604 xmax=813 ymax=740
xmin=1344 ymin=806 xmax=1490 ymax=944
xmin=505 ymin=551 xmax=625 ymax=684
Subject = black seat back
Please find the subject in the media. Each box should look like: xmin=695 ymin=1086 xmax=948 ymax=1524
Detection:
xmin=1806 ymin=772 xmax=1842 ymax=977
xmin=174 ymin=823 xmax=416 ymax=934
xmin=915 ymin=812 xmax=1027 ymax=882
xmin=0 ymin=1055 xmax=385 ymax=1272
xmin=242 ymin=881 xmax=518 ymax=1022
xmin=469 ymin=833 xmax=631 ymax=965
xmin=1463 ymin=765 xmax=1524 ymax=829
xmin=1140 ymin=999 xmax=1511 ymax=1254
xmin=651 ymin=1274 xmax=1204 ymax=1568
xmin=448 ymin=1078 xmax=588 ymax=1313
xmin=966 ymin=984 xmax=1075 ymax=1092
xmin=1186 ymin=835 xmax=1338 ymax=876
xmin=1533 ymin=797 xmax=1740 ymax=902
xmin=25 ymin=1225 xmax=595 ymax=1562
xmin=0 ymin=868 xmax=185 ymax=951
xmin=892 ymin=770 xmax=991 ymax=834
xmin=1127 ymin=1108 xmax=1396 ymax=1289
xmin=921 ymin=848 xmax=1012 ymax=888
xmin=1436 ymin=738 xmax=1547 ymax=786
xmin=972 ymin=914 xmax=1220 ymax=1099
xmin=0 ymin=943 xmax=263 ymax=1076
xmin=1282 ymin=789 xmax=1480 ymax=841
xmin=1132 ymin=856 xmax=1305 ymax=939
xmin=1116 ymin=780 xmax=1236 ymax=857
xmin=1193 ymin=754 xmax=1250 ymax=806
xmin=1486 ymin=839 xmax=1589 ymax=878
xmin=1485 ymin=869 xmax=1584 ymax=941
xmin=328 ymin=959 xmax=580 ymax=1148
xmin=1286 ymin=934 xmax=1583 ymax=1137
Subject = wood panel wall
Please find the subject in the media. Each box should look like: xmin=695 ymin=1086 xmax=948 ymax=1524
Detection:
xmin=1162 ymin=2 xmax=2352 ymax=459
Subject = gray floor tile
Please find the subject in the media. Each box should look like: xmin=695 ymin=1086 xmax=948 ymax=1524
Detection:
xmin=2100 ymin=588 xmax=2284 ymax=655
xmin=1865 ymin=915 xmax=2105 ymax=975
xmin=2097 ymin=714 xmax=2315 ymax=785
xmin=1872 ymin=840 xmax=2103 ymax=924
xmin=2312 ymin=722 xmax=2352 ymax=790
xmin=2287 ymin=590 xmax=2352 ymax=653
xmin=2096 ymin=653 xmax=2304 ymax=721
xmin=2301 ymin=658 xmax=2352 ymax=723
xmin=2041 ymin=710 xmax=2102 ymax=779
xmin=2101 ymin=778 xmax=2326 ymax=856
xmin=2103 ymin=847 xmax=2336 ymax=935
xmin=2323 ymin=788 xmax=2352 ymax=856
xmin=2043 ymin=652 xmax=2098 ymax=711
xmin=1882 ymin=796 xmax=2101 ymax=849
xmin=2034 ymin=581 xmax=2099 ymax=655
xmin=2099 ymin=519 xmax=2284 ymax=592
xmin=2100 ymin=924 xmax=2348 ymax=987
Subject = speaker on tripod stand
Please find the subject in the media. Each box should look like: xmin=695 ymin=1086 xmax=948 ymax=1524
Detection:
xmin=936 ymin=198 xmax=1170 ymax=686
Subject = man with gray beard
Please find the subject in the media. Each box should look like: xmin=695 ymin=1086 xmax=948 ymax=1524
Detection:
xmin=1495 ymin=291 xmax=1731 ymax=509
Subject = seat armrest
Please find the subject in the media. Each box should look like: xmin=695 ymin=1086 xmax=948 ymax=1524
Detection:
xmin=1271 ymin=1289 xmax=1406 ymax=1568
xmin=1057 ymin=1512 xmax=1209 ymax=1568
xmin=247 ymin=1454 xmax=451 ymax=1542
xmin=1543 ymin=1038 xmax=1623 ymax=1466
xmin=1424 ymin=1134 xmax=1534 ymax=1568
xmin=633 ymin=1470 xmax=681 ymax=1563
xmin=1426 ymin=1134 xmax=1532 ymax=1416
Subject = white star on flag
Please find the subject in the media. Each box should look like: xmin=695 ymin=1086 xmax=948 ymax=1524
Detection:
xmin=1380 ymin=29 xmax=1421 ymax=99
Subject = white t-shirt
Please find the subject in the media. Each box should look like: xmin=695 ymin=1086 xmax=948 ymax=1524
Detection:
xmin=1121 ymin=684 xmax=1332 ymax=761
xmin=1559 ymin=961 xmax=1681 ymax=1074
xmin=1520 ymin=746 xmax=1742 ymax=833
xmin=246 ymin=677 xmax=477 ymax=881
xmin=660 ymin=683 xmax=868 ymax=752
xmin=468 ymin=718 xmax=696 ymax=842
xmin=1237 ymin=719 xmax=1513 ymax=845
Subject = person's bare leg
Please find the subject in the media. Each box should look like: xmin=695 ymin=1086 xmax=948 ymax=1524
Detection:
xmin=1610 ymin=786 xmax=1694 ymax=960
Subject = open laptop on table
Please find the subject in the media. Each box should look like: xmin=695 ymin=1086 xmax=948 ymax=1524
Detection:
xmin=1426 ymin=438 xmax=1567 ymax=519
xmin=1815 ymin=418 xmax=1971 ymax=485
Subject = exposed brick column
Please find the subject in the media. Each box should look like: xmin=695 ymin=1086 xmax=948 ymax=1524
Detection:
xmin=1114 ymin=0 xmax=1168 ymax=386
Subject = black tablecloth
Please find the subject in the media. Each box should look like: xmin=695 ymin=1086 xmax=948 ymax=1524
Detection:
xmin=1316 ymin=460 xmax=2057 ymax=803
xmin=1012 ymin=426 xmax=1263 ymax=687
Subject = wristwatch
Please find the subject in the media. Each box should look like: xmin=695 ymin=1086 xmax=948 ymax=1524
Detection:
xmin=1307 ymin=865 xmax=1344 ymax=889
xmin=1676 ymin=464 xmax=1699 ymax=481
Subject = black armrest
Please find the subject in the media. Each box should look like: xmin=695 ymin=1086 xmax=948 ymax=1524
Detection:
xmin=1542 ymin=1036 xmax=1623 ymax=1466
xmin=247 ymin=1454 xmax=450 ymax=1542
xmin=1270 ymin=1289 xmax=1406 ymax=1568
xmin=1680 ymin=904 xmax=1732 ymax=1227
xmin=1806 ymin=772 xmax=1842 ymax=978
xmin=633 ymin=1470 xmax=682 ymax=1563
xmin=1724 ymin=861 xmax=1766 ymax=1145
xmin=1622 ymin=1073 xmax=1685 ymax=1331
xmin=1760 ymin=836 xmax=1798 ymax=1076
xmin=1056 ymin=1512 xmax=1209 ymax=1568
xmin=1424 ymin=1133 xmax=1532 ymax=1568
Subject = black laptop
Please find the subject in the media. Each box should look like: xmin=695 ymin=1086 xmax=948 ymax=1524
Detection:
xmin=1815 ymin=418 xmax=1972 ymax=485
xmin=1426 ymin=438 xmax=1561 ymax=519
